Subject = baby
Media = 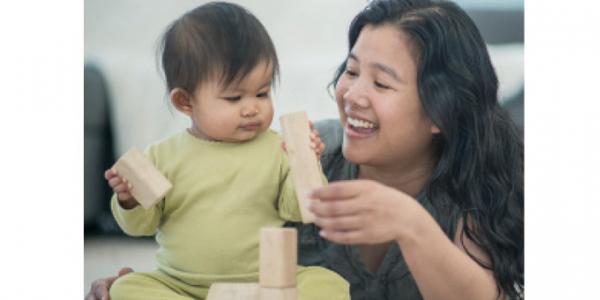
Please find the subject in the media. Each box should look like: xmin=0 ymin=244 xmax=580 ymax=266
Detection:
xmin=103 ymin=2 xmax=349 ymax=300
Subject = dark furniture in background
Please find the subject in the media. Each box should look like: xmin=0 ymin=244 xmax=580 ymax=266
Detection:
xmin=84 ymin=64 xmax=119 ymax=233
xmin=468 ymin=9 xmax=524 ymax=134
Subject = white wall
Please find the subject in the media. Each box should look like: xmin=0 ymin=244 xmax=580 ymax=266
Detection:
xmin=85 ymin=0 xmax=522 ymax=155
xmin=85 ymin=0 xmax=366 ymax=155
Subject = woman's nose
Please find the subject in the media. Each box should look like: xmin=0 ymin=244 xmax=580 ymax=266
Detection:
xmin=343 ymin=81 xmax=370 ymax=109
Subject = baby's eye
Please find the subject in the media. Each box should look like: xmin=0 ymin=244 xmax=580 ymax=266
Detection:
xmin=257 ymin=91 xmax=270 ymax=98
xmin=222 ymin=96 xmax=241 ymax=102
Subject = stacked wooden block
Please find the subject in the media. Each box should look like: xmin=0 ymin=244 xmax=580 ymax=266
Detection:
xmin=259 ymin=228 xmax=298 ymax=300
xmin=113 ymin=112 xmax=321 ymax=299
xmin=206 ymin=228 xmax=298 ymax=300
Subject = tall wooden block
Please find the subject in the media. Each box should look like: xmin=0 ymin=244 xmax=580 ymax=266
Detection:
xmin=112 ymin=148 xmax=172 ymax=209
xmin=280 ymin=111 xmax=323 ymax=223
xmin=259 ymin=228 xmax=297 ymax=288
xmin=260 ymin=287 xmax=297 ymax=300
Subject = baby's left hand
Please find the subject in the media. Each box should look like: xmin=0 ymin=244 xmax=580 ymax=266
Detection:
xmin=280 ymin=121 xmax=325 ymax=159
xmin=309 ymin=122 xmax=325 ymax=159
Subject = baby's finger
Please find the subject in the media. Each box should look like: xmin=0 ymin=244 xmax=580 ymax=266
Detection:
xmin=104 ymin=168 xmax=117 ymax=180
xmin=318 ymin=142 xmax=325 ymax=153
xmin=280 ymin=141 xmax=288 ymax=153
xmin=316 ymin=143 xmax=325 ymax=157
xmin=108 ymin=176 xmax=122 ymax=188
xmin=113 ymin=182 xmax=132 ymax=193
xmin=118 ymin=192 xmax=132 ymax=201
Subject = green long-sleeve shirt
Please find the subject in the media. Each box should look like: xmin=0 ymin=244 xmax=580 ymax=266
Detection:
xmin=111 ymin=129 xmax=303 ymax=286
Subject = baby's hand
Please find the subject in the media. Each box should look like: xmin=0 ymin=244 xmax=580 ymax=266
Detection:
xmin=309 ymin=122 xmax=325 ymax=159
xmin=104 ymin=168 xmax=139 ymax=209
xmin=280 ymin=121 xmax=325 ymax=159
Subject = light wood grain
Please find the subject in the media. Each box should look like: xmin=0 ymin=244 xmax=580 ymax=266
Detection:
xmin=112 ymin=148 xmax=172 ymax=209
xmin=280 ymin=111 xmax=324 ymax=223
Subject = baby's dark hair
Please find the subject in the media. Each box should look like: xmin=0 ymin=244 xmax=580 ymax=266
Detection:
xmin=158 ymin=2 xmax=279 ymax=94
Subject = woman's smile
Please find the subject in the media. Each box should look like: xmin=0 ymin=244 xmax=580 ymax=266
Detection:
xmin=345 ymin=116 xmax=379 ymax=138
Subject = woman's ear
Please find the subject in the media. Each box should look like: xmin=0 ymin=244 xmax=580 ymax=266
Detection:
xmin=170 ymin=88 xmax=193 ymax=116
xmin=431 ymin=124 xmax=441 ymax=134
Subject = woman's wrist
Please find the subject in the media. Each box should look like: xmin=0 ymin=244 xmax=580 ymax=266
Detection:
xmin=394 ymin=199 xmax=432 ymax=247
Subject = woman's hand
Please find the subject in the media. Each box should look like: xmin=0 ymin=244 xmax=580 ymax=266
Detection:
xmin=308 ymin=180 xmax=426 ymax=245
xmin=85 ymin=267 xmax=133 ymax=300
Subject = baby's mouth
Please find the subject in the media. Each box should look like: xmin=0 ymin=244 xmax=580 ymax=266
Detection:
xmin=239 ymin=121 xmax=261 ymax=131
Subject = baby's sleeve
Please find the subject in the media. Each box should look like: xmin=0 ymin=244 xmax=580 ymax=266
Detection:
xmin=110 ymin=146 xmax=164 ymax=236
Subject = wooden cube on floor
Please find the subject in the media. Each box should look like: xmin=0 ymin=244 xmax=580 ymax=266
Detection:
xmin=260 ymin=287 xmax=297 ymax=300
xmin=207 ymin=228 xmax=299 ymax=299
xmin=280 ymin=111 xmax=324 ymax=223
xmin=112 ymin=148 xmax=172 ymax=209
xmin=259 ymin=227 xmax=297 ymax=288
xmin=206 ymin=283 xmax=259 ymax=300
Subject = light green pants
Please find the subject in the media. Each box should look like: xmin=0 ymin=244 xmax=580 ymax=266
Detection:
xmin=110 ymin=266 xmax=349 ymax=300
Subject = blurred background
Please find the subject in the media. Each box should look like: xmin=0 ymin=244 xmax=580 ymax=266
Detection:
xmin=84 ymin=0 xmax=523 ymax=295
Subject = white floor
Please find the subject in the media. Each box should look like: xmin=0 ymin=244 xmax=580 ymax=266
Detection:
xmin=84 ymin=236 xmax=157 ymax=296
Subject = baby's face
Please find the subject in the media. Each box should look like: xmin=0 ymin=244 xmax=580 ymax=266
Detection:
xmin=187 ymin=61 xmax=274 ymax=142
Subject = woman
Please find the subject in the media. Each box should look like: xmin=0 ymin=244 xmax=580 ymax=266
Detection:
xmin=87 ymin=0 xmax=523 ymax=299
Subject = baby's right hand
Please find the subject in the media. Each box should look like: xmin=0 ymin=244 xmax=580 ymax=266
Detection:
xmin=104 ymin=168 xmax=139 ymax=209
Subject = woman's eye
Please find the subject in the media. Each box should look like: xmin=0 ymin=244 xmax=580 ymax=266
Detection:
xmin=374 ymin=81 xmax=390 ymax=89
xmin=345 ymin=69 xmax=358 ymax=77
xmin=223 ymin=96 xmax=241 ymax=101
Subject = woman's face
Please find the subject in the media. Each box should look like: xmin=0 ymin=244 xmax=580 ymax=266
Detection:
xmin=335 ymin=24 xmax=439 ymax=169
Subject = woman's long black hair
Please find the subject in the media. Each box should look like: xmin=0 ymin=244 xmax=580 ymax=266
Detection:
xmin=332 ymin=0 xmax=524 ymax=298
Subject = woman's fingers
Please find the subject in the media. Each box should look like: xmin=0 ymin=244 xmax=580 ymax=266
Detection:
xmin=87 ymin=276 xmax=116 ymax=300
xmin=319 ymin=229 xmax=363 ymax=245
xmin=310 ymin=198 xmax=363 ymax=217
xmin=309 ymin=180 xmax=367 ymax=201
xmin=314 ymin=214 xmax=363 ymax=231
xmin=117 ymin=267 xmax=134 ymax=277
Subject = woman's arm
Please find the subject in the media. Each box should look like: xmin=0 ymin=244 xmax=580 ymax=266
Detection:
xmin=309 ymin=180 xmax=502 ymax=300
xmin=85 ymin=267 xmax=133 ymax=300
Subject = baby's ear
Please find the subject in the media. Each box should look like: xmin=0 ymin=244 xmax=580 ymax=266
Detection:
xmin=170 ymin=88 xmax=192 ymax=116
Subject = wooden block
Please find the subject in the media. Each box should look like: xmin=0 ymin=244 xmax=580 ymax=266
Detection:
xmin=112 ymin=148 xmax=172 ymax=209
xmin=206 ymin=283 xmax=259 ymax=300
xmin=259 ymin=228 xmax=297 ymax=288
xmin=260 ymin=287 xmax=297 ymax=300
xmin=280 ymin=111 xmax=324 ymax=223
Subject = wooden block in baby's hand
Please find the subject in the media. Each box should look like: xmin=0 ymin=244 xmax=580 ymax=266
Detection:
xmin=280 ymin=111 xmax=323 ymax=223
xmin=112 ymin=148 xmax=172 ymax=209
xmin=260 ymin=227 xmax=297 ymax=289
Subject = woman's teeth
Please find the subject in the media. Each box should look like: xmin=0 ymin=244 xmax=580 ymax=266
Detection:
xmin=347 ymin=116 xmax=376 ymax=129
